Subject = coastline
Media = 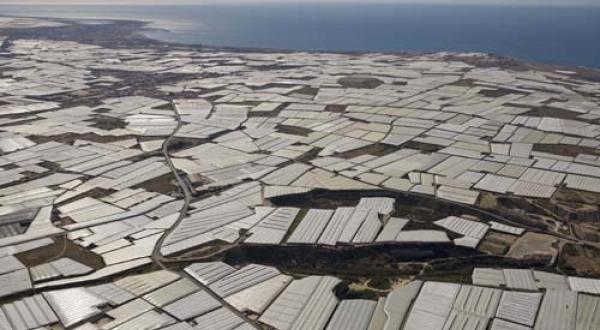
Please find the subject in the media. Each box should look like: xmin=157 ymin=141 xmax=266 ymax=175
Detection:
xmin=1 ymin=14 xmax=600 ymax=81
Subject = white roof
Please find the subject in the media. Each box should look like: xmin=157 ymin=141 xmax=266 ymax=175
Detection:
xmin=403 ymin=281 xmax=461 ymax=330
xmin=495 ymin=291 xmax=542 ymax=327
xmin=43 ymin=288 xmax=106 ymax=328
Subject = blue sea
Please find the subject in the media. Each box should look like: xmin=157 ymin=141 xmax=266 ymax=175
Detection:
xmin=1 ymin=4 xmax=600 ymax=68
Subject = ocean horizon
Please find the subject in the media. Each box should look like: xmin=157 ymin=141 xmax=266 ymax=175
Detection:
xmin=1 ymin=4 xmax=599 ymax=68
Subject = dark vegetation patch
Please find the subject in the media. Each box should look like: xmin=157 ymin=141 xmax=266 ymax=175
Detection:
xmin=336 ymin=282 xmax=381 ymax=300
xmin=1 ymin=163 xmax=19 ymax=170
xmin=532 ymin=143 xmax=600 ymax=157
xmin=34 ymin=90 xmax=104 ymax=109
xmin=400 ymin=140 xmax=445 ymax=153
xmin=222 ymin=243 xmax=479 ymax=277
xmin=168 ymin=240 xmax=231 ymax=261
xmin=532 ymin=189 xmax=600 ymax=224
xmin=338 ymin=76 xmax=384 ymax=89
xmin=165 ymin=137 xmax=204 ymax=153
xmin=572 ymin=222 xmax=600 ymax=242
xmin=29 ymin=133 xmax=138 ymax=145
xmin=293 ymin=86 xmax=319 ymax=96
xmin=558 ymin=243 xmax=600 ymax=277
xmin=554 ymin=187 xmax=600 ymax=206
xmin=477 ymin=232 xmax=516 ymax=256
xmin=276 ymin=124 xmax=312 ymax=136
xmin=189 ymin=173 xmax=213 ymax=187
xmin=368 ymin=277 xmax=392 ymax=290
xmin=294 ymin=146 xmax=322 ymax=163
xmin=419 ymin=265 xmax=473 ymax=284
xmin=165 ymin=130 xmax=231 ymax=155
xmin=256 ymin=83 xmax=302 ymax=91
xmin=93 ymin=107 xmax=112 ymax=114
xmin=132 ymin=173 xmax=179 ymax=195
xmin=247 ymin=111 xmax=275 ymax=118
xmin=481 ymin=196 xmax=551 ymax=231
xmin=219 ymin=243 xmax=552 ymax=287
xmin=478 ymin=88 xmax=519 ymax=98
xmin=325 ymin=104 xmax=347 ymax=113
xmin=524 ymin=106 xmax=582 ymax=121
xmin=335 ymin=143 xmax=397 ymax=159
xmin=88 ymin=115 xmax=128 ymax=130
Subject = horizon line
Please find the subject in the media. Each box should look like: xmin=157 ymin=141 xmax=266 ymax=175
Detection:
xmin=1 ymin=2 xmax=599 ymax=7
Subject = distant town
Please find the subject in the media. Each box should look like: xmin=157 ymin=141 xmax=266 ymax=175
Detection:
xmin=0 ymin=15 xmax=599 ymax=330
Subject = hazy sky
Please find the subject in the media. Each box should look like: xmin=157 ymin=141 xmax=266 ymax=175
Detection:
xmin=0 ymin=0 xmax=598 ymax=5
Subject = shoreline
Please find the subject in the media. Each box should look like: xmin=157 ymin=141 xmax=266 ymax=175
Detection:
xmin=1 ymin=14 xmax=600 ymax=80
